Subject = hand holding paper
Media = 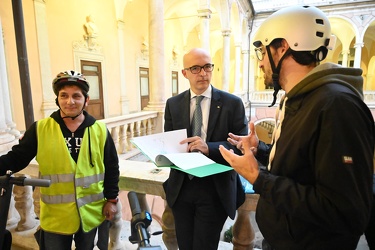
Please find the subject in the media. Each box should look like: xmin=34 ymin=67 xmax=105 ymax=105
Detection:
xmin=131 ymin=129 xmax=233 ymax=177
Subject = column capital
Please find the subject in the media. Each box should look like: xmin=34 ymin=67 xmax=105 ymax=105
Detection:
xmin=222 ymin=29 xmax=231 ymax=37
xmin=341 ymin=50 xmax=350 ymax=55
xmin=354 ymin=42 xmax=364 ymax=48
xmin=197 ymin=9 xmax=212 ymax=19
xmin=117 ymin=19 xmax=125 ymax=30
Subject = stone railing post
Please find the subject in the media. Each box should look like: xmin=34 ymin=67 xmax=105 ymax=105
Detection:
xmin=232 ymin=194 xmax=259 ymax=249
xmin=161 ymin=203 xmax=178 ymax=249
xmin=13 ymin=174 xmax=38 ymax=231
xmin=101 ymin=111 xmax=159 ymax=155
xmin=109 ymin=201 xmax=124 ymax=250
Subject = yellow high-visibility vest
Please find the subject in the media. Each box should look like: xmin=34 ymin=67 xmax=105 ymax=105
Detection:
xmin=36 ymin=117 xmax=107 ymax=234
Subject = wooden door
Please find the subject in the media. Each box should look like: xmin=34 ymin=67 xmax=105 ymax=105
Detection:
xmin=140 ymin=67 xmax=149 ymax=110
xmin=81 ymin=61 xmax=104 ymax=119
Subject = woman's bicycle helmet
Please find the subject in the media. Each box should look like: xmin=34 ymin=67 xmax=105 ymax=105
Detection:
xmin=52 ymin=70 xmax=89 ymax=96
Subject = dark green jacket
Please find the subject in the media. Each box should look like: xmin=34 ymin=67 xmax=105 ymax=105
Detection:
xmin=254 ymin=63 xmax=374 ymax=249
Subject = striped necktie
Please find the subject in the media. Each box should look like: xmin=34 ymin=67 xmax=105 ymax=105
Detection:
xmin=192 ymin=96 xmax=204 ymax=136
xmin=188 ymin=95 xmax=204 ymax=180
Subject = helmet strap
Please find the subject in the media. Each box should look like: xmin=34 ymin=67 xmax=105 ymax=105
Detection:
xmin=266 ymin=46 xmax=291 ymax=107
xmin=60 ymin=96 xmax=87 ymax=120
xmin=61 ymin=109 xmax=84 ymax=120
xmin=312 ymin=46 xmax=328 ymax=62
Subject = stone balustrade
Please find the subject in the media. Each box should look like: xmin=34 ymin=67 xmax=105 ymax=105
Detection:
xmin=250 ymin=90 xmax=375 ymax=108
xmin=363 ymin=91 xmax=375 ymax=108
xmin=100 ymin=110 xmax=160 ymax=154
xmin=249 ymin=90 xmax=285 ymax=107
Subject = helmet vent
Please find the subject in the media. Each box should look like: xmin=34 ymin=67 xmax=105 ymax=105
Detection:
xmin=316 ymin=19 xmax=324 ymax=25
xmin=316 ymin=31 xmax=324 ymax=38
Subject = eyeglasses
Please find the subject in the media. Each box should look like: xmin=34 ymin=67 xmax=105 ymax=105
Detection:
xmin=255 ymin=48 xmax=266 ymax=61
xmin=184 ymin=64 xmax=214 ymax=74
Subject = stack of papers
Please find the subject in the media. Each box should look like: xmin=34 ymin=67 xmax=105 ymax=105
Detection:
xmin=131 ymin=129 xmax=233 ymax=177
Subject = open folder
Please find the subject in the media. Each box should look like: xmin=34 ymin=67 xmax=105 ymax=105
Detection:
xmin=130 ymin=129 xmax=233 ymax=177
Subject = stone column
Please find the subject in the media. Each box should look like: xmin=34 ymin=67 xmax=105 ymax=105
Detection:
xmin=341 ymin=49 xmax=349 ymax=67
xmin=117 ymin=20 xmax=129 ymax=115
xmin=197 ymin=9 xmax=212 ymax=51
xmin=221 ymin=30 xmax=231 ymax=92
xmin=249 ymin=52 xmax=257 ymax=119
xmin=145 ymin=0 xmax=166 ymax=133
xmin=249 ymin=52 xmax=257 ymax=93
xmin=146 ymin=0 xmax=165 ymax=111
xmin=33 ymin=0 xmax=55 ymax=117
xmin=0 ymin=17 xmax=19 ymax=156
xmin=353 ymin=42 xmax=364 ymax=69
xmin=234 ymin=43 xmax=242 ymax=92
xmin=242 ymin=49 xmax=250 ymax=99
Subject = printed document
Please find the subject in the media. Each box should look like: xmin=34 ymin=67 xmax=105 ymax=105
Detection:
xmin=131 ymin=129 xmax=233 ymax=177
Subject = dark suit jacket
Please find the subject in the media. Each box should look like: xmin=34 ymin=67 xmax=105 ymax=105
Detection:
xmin=163 ymin=85 xmax=248 ymax=219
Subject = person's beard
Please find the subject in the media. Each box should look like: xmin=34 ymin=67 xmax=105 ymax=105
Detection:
xmin=264 ymin=79 xmax=274 ymax=89
xmin=263 ymin=68 xmax=274 ymax=89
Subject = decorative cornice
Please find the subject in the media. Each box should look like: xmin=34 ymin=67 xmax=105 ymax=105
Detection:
xmin=72 ymin=40 xmax=103 ymax=53
xmin=222 ymin=30 xmax=231 ymax=37
xmin=197 ymin=9 xmax=212 ymax=19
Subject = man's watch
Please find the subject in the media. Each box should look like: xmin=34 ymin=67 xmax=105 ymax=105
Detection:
xmin=106 ymin=197 xmax=119 ymax=204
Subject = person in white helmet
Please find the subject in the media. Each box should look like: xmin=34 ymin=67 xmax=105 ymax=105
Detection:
xmin=219 ymin=6 xmax=374 ymax=249
xmin=0 ymin=70 xmax=120 ymax=250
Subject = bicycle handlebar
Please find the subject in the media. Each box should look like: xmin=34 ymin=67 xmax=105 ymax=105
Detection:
xmin=22 ymin=177 xmax=50 ymax=187
xmin=0 ymin=171 xmax=51 ymax=188
xmin=128 ymin=191 xmax=142 ymax=217
xmin=0 ymin=171 xmax=50 ymax=250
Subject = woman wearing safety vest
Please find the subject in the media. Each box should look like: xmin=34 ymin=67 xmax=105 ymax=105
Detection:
xmin=0 ymin=70 xmax=120 ymax=250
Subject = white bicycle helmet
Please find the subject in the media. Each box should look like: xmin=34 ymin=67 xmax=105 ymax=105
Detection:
xmin=253 ymin=6 xmax=332 ymax=55
xmin=52 ymin=70 xmax=89 ymax=95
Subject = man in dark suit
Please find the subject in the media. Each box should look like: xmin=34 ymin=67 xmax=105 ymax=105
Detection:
xmin=163 ymin=48 xmax=248 ymax=250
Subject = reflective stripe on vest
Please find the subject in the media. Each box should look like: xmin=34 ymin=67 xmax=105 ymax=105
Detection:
xmin=41 ymin=186 xmax=104 ymax=206
xmin=76 ymin=192 xmax=104 ymax=208
xmin=36 ymin=117 xmax=107 ymax=234
xmin=41 ymin=172 xmax=104 ymax=188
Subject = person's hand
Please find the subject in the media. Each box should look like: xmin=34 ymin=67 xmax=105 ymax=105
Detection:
xmin=219 ymin=134 xmax=259 ymax=184
xmin=180 ymin=136 xmax=209 ymax=155
xmin=103 ymin=201 xmax=118 ymax=221
xmin=227 ymin=122 xmax=259 ymax=155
